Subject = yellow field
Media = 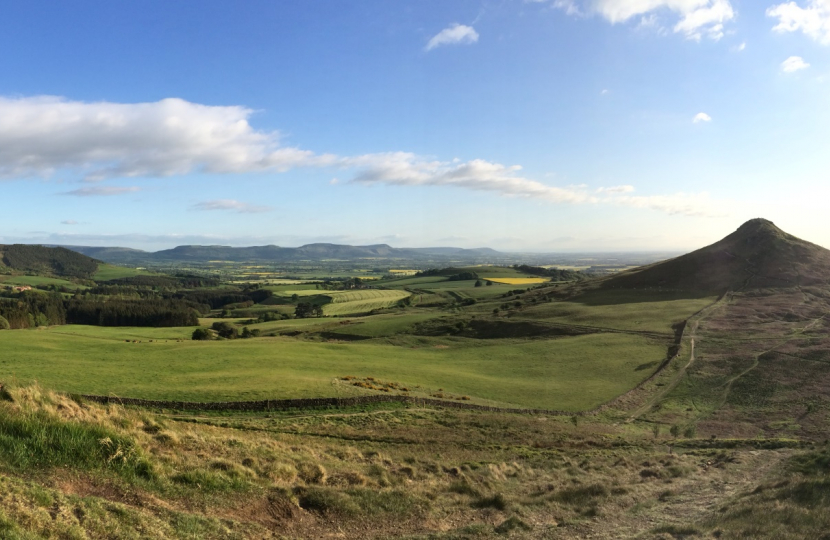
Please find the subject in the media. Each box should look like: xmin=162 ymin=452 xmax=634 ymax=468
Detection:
xmin=485 ymin=277 xmax=550 ymax=285
xmin=389 ymin=269 xmax=418 ymax=275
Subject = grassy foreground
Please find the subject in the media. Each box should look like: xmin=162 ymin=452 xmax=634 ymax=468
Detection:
xmin=0 ymin=382 xmax=826 ymax=539
xmin=0 ymin=327 xmax=664 ymax=410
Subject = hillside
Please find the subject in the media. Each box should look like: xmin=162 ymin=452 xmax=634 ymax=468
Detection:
xmin=0 ymin=244 xmax=100 ymax=279
xmin=602 ymin=218 xmax=830 ymax=293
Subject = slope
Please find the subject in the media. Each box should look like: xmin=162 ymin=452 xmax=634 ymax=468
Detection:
xmin=602 ymin=218 xmax=830 ymax=294
xmin=0 ymin=244 xmax=101 ymax=279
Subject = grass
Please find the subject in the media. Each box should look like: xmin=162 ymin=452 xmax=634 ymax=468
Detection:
xmin=0 ymin=326 xmax=666 ymax=410
xmin=0 ymin=275 xmax=83 ymax=288
xmin=519 ymin=289 xmax=717 ymax=334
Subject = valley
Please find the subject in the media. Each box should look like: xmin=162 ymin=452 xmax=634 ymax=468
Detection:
xmin=1 ymin=219 xmax=830 ymax=538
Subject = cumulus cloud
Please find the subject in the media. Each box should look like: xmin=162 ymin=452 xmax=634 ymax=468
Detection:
xmin=781 ymin=55 xmax=810 ymax=72
xmin=768 ymin=0 xmax=830 ymax=44
xmin=552 ymin=0 xmax=735 ymax=40
xmin=425 ymin=24 xmax=479 ymax=51
xmin=693 ymin=112 xmax=712 ymax=123
xmin=0 ymin=96 xmax=336 ymax=182
xmin=63 ymin=186 xmax=140 ymax=196
xmin=191 ymin=199 xmax=273 ymax=213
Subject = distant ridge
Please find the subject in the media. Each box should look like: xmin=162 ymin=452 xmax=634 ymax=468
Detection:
xmin=60 ymin=243 xmax=505 ymax=264
xmin=604 ymin=218 xmax=830 ymax=293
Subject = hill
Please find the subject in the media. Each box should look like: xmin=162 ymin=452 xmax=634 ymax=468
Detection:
xmin=62 ymin=243 xmax=507 ymax=264
xmin=602 ymin=218 xmax=830 ymax=293
xmin=0 ymin=244 xmax=100 ymax=279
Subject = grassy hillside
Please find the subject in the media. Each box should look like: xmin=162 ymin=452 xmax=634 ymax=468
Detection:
xmin=0 ymin=325 xmax=665 ymax=410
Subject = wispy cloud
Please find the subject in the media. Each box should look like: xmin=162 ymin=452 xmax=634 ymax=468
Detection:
xmin=345 ymin=154 xmax=721 ymax=217
xmin=346 ymin=153 xmax=595 ymax=204
xmin=61 ymin=220 xmax=80 ymax=225
xmin=63 ymin=186 xmax=140 ymax=196
xmin=693 ymin=112 xmax=712 ymax=123
xmin=549 ymin=0 xmax=735 ymax=41
xmin=425 ymin=24 xmax=479 ymax=51
xmin=610 ymin=192 xmax=725 ymax=217
xmin=768 ymin=0 xmax=830 ymax=44
xmin=781 ymin=55 xmax=810 ymax=72
xmin=191 ymin=199 xmax=273 ymax=213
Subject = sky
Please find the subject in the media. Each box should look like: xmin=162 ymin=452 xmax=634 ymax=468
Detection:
xmin=1 ymin=0 xmax=829 ymax=253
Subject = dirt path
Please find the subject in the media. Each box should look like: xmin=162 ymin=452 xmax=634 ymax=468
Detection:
xmin=624 ymin=294 xmax=727 ymax=422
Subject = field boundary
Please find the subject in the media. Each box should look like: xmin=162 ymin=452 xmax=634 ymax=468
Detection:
xmin=77 ymin=393 xmax=574 ymax=415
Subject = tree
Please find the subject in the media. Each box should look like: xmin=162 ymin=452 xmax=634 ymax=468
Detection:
xmin=192 ymin=328 xmax=212 ymax=340
xmin=474 ymin=280 xmax=483 ymax=287
xmin=241 ymin=326 xmax=251 ymax=339
xmin=211 ymin=321 xmax=238 ymax=339
xmin=0 ymin=316 xmax=9 ymax=330
xmin=295 ymin=302 xmax=323 ymax=318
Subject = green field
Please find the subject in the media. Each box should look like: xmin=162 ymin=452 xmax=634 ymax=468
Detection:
xmin=514 ymin=290 xmax=717 ymax=335
xmin=0 ymin=275 xmax=84 ymax=288
xmin=0 ymin=325 xmax=665 ymax=410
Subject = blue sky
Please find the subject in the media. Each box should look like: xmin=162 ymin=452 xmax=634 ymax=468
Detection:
xmin=1 ymin=0 xmax=828 ymax=252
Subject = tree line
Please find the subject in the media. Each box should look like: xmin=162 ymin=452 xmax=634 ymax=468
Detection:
xmin=0 ymin=291 xmax=199 ymax=329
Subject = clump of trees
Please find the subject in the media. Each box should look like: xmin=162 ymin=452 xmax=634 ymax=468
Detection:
xmin=66 ymin=299 xmax=199 ymax=327
xmin=192 ymin=322 xmax=261 ymax=340
xmin=295 ymin=302 xmax=324 ymax=318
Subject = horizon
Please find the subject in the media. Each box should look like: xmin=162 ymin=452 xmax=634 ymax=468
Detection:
xmin=2 ymin=2 xmax=829 ymax=252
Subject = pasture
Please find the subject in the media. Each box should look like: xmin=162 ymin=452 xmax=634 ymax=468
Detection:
xmin=0 ymin=325 xmax=666 ymax=410
xmin=0 ymin=275 xmax=84 ymax=288
xmin=517 ymin=289 xmax=717 ymax=334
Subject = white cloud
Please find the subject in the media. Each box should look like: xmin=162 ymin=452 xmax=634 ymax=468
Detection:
xmin=1 ymin=95 xmax=723 ymax=218
xmin=346 ymin=153 xmax=595 ymax=204
xmin=610 ymin=192 xmax=725 ymax=217
xmin=781 ymin=55 xmax=810 ymax=72
xmin=733 ymin=41 xmax=746 ymax=51
xmin=768 ymin=0 xmax=830 ymax=44
xmin=191 ymin=199 xmax=272 ymax=213
xmin=425 ymin=24 xmax=479 ymax=51
xmin=0 ymin=96 xmax=337 ymax=182
xmin=596 ymin=185 xmax=635 ymax=193
xmin=553 ymin=0 xmax=735 ymax=40
xmin=61 ymin=220 xmax=79 ymax=225
xmin=63 ymin=186 xmax=140 ymax=196
xmin=693 ymin=112 xmax=712 ymax=123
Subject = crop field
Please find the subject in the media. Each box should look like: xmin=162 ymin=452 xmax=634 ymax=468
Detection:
xmin=0 ymin=325 xmax=665 ymax=410
xmin=485 ymin=277 xmax=550 ymax=285
xmin=322 ymin=290 xmax=411 ymax=316
xmin=325 ymin=290 xmax=411 ymax=304
xmin=376 ymin=275 xmax=450 ymax=288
